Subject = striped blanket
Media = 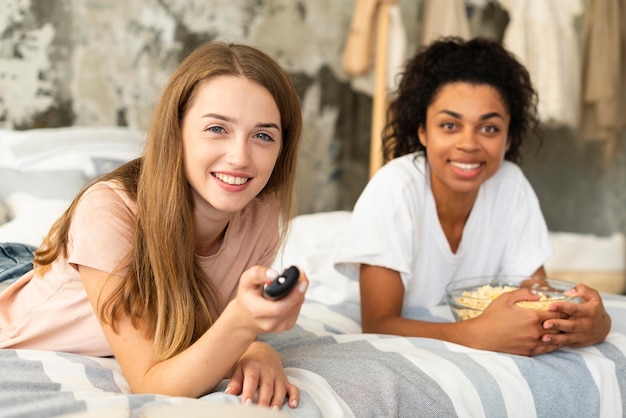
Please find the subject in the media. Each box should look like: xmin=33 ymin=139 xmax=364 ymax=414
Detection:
xmin=2 ymin=208 xmax=626 ymax=417
xmin=1 ymin=296 xmax=625 ymax=417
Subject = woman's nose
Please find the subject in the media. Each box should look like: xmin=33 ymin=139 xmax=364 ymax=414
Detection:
xmin=225 ymin=138 xmax=251 ymax=167
xmin=456 ymin=129 xmax=479 ymax=150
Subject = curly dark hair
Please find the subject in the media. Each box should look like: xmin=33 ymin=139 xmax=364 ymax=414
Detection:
xmin=382 ymin=37 xmax=541 ymax=165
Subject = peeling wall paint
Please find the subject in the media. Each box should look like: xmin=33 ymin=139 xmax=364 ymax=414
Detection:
xmin=0 ymin=0 xmax=56 ymax=126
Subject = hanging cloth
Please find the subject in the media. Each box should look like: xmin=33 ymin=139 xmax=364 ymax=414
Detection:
xmin=501 ymin=0 xmax=583 ymax=129
xmin=579 ymin=0 xmax=626 ymax=159
xmin=341 ymin=0 xmax=380 ymax=76
xmin=341 ymin=0 xmax=407 ymax=95
xmin=341 ymin=0 xmax=407 ymax=175
xmin=468 ymin=0 xmax=510 ymax=42
xmin=419 ymin=0 xmax=470 ymax=47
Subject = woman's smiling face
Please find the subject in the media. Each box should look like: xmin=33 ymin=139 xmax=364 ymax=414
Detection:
xmin=181 ymin=75 xmax=282 ymax=215
xmin=418 ymin=82 xmax=511 ymax=201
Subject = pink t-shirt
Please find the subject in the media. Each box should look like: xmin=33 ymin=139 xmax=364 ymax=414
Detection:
xmin=0 ymin=181 xmax=280 ymax=356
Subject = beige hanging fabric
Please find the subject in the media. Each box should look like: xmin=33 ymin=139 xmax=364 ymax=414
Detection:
xmin=579 ymin=0 xmax=626 ymax=159
xmin=500 ymin=0 xmax=583 ymax=129
xmin=341 ymin=0 xmax=380 ymax=76
xmin=419 ymin=0 xmax=470 ymax=46
xmin=341 ymin=0 xmax=406 ymax=176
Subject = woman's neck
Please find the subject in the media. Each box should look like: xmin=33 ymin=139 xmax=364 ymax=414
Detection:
xmin=432 ymin=185 xmax=478 ymax=254
xmin=193 ymin=211 xmax=233 ymax=257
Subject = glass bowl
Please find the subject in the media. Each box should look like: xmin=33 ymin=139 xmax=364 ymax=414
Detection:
xmin=445 ymin=276 xmax=581 ymax=321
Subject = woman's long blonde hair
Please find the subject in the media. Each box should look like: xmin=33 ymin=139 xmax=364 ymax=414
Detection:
xmin=34 ymin=42 xmax=302 ymax=360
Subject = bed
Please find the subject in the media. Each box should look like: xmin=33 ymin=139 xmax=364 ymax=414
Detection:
xmin=1 ymin=128 xmax=626 ymax=417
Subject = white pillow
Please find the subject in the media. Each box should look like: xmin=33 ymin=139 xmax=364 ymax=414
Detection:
xmin=0 ymin=193 xmax=71 ymax=248
xmin=0 ymin=167 xmax=87 ymax=204
xmin=0 ymin=127 xmax=144 ymax=178
xmin=272 ymin=211 xmax=358 ymax=305
xmin=546 ymin=231 xmax=626 ymax=271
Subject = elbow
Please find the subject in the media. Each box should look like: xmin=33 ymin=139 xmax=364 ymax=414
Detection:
xmin=128 ymin=379 xmax=216 ymax=398
xmin=361 ymin=315 xmax=394 ymax=335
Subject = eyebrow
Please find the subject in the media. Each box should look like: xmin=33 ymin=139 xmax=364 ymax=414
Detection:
xmin=202 ymin=113 xmax=281 ymax=131
xmin=438 ymin=110 xmax=505 ymax=121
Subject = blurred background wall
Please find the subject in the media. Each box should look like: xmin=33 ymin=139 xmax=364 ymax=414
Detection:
xmin=1 ymin=0 xmax=625 ymax=239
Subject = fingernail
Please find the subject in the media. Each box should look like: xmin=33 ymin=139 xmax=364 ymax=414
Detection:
xmin=291 ymin=399 xmax=298 ymax=408
xmin=298 ymin=281 xmax=308 ymax=294
xmin=244 ymin=398 xmax=252 ymax=406
xmin=271 ymin=405 xmax=280 ymax=411
xmin=266 ymin=269 xmax=279 ymax=280
xmin=224 ymin=387 xmax=231 ymax=394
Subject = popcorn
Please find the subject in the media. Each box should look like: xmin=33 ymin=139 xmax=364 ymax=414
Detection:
xmin=453 ymin=284 xmax=556 ymax=321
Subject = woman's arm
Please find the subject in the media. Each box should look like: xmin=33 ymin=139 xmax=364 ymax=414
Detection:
xmin=360 ymin=264 xmax=564 ymax=356
xmin=80 ymin=264 xmax=306 ymax=400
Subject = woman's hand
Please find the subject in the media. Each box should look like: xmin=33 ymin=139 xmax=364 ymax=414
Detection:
xmin=225 ymin=341 xmax=299 ymax=410
xmin=541 ymin=284 xmax=611 ymax=348
xmin=360 ymin=264 xmax=561 ymax=356
xmin=231 ymin=266 xmax=308 ymax=335
xmin=221 ymin=266 xmax=307 ymax=407
xmin=468 ymin=288 xmax=565 ymax=356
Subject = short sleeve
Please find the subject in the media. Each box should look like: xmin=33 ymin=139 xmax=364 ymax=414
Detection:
xmin=334 ymin=156 xmax=424 ymax=286
xmin=68 ymin=182 xmax=135 ymax=277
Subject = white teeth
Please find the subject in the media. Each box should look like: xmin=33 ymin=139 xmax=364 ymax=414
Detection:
xmin=450 ymin=161 xmax=481 ymax=171
xmin=214 ymin=173 xmax=250 ymax=185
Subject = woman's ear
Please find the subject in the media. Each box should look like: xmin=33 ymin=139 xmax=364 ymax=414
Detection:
xmin=418 ymin=125 xmax=427 ymax=147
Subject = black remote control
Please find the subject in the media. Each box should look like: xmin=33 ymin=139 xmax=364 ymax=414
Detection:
xmin=263 ymin=266 xmax=299 ymax=300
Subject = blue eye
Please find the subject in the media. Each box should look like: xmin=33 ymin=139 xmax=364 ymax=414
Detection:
xmin=255 ymin=132 xmax=275 ymax=142
xmin=207 ymin=126 xmax=225 ymax=133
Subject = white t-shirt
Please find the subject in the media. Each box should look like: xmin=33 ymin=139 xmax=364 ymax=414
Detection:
xmin=334 ymin=153 xmax=553 ymax=315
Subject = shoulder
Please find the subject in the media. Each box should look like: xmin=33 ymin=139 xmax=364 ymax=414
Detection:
xmin=352 ymin=153 xmax=427 ymax=225
xmin=482 ymin=161 xmax=541 ymax=209
xmin=495 ymin=160 xmax=525 ymax=178
xmin=75 ymin=180 xmax=136 ymax=221
xmin=365 ymin=153 xmax=427 ymax=196
xmin=485 ymin=161 xmax=532 ymax=191
xmin=82 ymin=180 xmax=133 ymax=203
xmin=376 ymin=153 xmax=426 ymax=179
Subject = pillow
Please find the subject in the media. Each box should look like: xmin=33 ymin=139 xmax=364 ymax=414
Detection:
xmin=0 ymin=167 xmax=87 ymax=203
xmin=272 ymin=211 xmax=359 ymax=306
xmin=0 ymin=127 xmax=144 ymax=178
xmin=91 ymin=157 xmax=128 ymax=176
xmin=0 ymin=193 xmax=71 ymax=248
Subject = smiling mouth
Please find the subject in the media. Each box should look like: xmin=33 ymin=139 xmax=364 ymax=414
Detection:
xmin=213 ymin=172 xmax=251 ymax=185
xmin=450 ymin=161 xmax=483 ymax=171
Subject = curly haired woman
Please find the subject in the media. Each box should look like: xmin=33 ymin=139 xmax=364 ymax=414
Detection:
xmin=335 ymin=37 xmax=610 ymax=356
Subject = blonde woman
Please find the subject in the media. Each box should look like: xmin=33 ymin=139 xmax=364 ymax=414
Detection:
xmin=0 ymin=41 xmax=308 ymax=410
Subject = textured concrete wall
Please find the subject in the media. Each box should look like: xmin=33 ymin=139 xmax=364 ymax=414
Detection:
xmin=1 ymin=0 xmax=625 ymax=240
xmin=522 ymin=128 xmax=626 ymax=237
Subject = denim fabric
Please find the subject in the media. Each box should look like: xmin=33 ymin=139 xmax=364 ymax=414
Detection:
xmin=0 ymin=242 xmax=37 ymax=283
